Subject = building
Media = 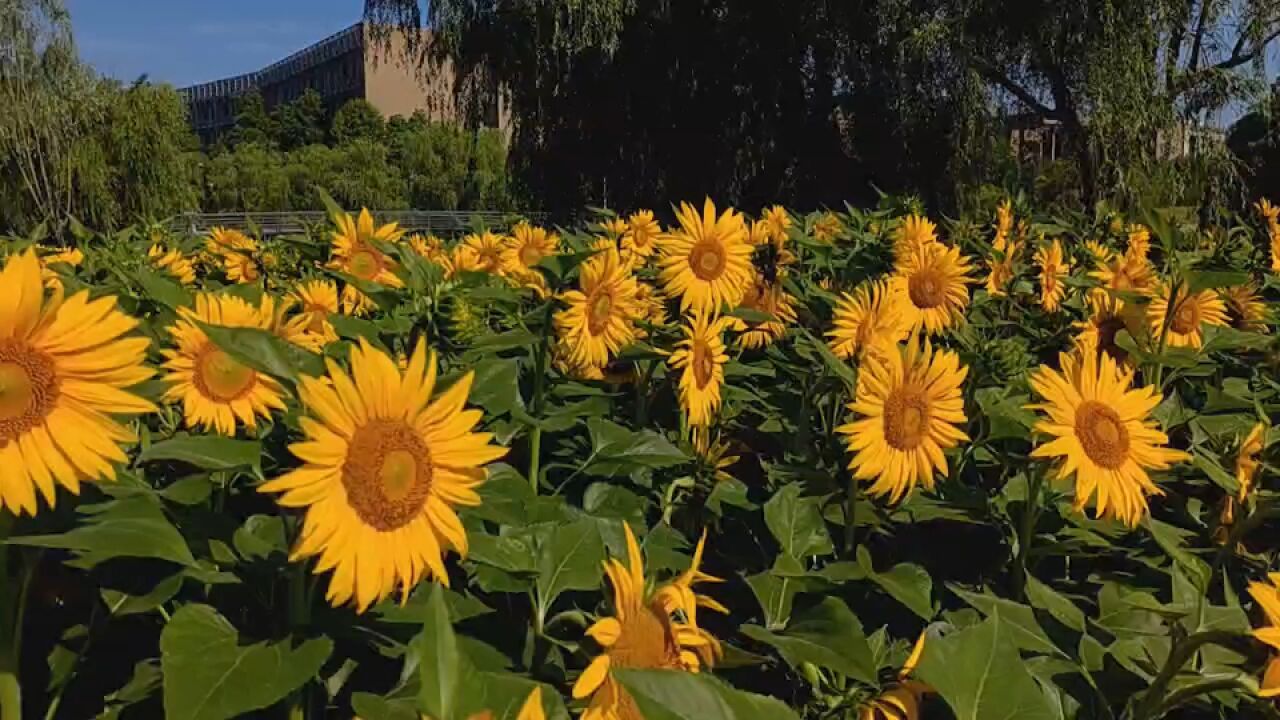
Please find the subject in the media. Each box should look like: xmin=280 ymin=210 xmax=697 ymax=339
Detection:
xmin=179 ymin=22 xmax=509 ymax=144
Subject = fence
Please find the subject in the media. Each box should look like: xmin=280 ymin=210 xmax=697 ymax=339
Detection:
xmin=169 ymin=210 xmax=543 ymax=238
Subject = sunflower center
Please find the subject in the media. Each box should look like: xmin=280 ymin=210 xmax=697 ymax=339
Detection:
xmin=1075 ymin=401 xmax=1130 ymax=469
xmin=692 ymin=340 xmax=716 ymax=389
xmin=907 ymin=269 xmax=946 ymax=309
xmin=608 ymin=604 xmax=684 ymax=671
xmin=1171 ymin=302 xmax=1198 ymax=334
xmin=520 ymin=244 xmax=543 ymax=267
xmin=882 ymin=388 xmax=929 ymax=450
xmin=0 ymin=342 xmax=58 ymax=443
xmin=588 ymin=290 xmax=615 ymax=335
xmin=349 ymin=248 xmax=383 ymax=281
xmin=195 ymin=347 xmax=258 ymax=402
xmin=342 ymin=420 xmax=434 ymax=531
xmin=688 ymin=241 xmax=727 ymax=281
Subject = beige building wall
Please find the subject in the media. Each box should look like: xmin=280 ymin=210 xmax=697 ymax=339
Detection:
xmin=362 ymin=27 xmax=462 ymax=123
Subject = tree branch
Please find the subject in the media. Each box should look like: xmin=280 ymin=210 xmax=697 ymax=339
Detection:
xmin=1186 ymin=0 xmax=1215 ymax=73
xmin=969 ymin=59 xmax=1060 ymax=119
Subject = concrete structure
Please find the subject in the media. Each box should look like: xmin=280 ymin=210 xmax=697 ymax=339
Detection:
xmin=179 ymin=22 xmax=508 ymax=144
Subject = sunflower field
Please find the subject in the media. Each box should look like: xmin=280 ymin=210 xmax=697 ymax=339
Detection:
xmin=1 ymin=192 xmax=1279 ymax=720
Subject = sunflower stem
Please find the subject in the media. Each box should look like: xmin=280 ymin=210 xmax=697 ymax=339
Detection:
xmin=528 ymin=302 xmax=554 ymax=494
xmin=1013 ymin=466 xmax=1046 ymax=601
xmin=0 ymin=512 xmax=20 ymax=720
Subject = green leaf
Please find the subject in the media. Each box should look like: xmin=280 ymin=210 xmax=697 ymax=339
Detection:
xmin=138 ymin=434 xmax=261 ymax=471
xmin=468 ymin=533 xmax=536 ymax=573
xmin=951 ymin=586 xmax=1063 ymax=656
xmin=9 ymin=496 xmax=194 ymax=568
xmin=135 ymin=266 xmax=192 ymax=309
xmin=582 ymin=418 xmax=687 ymax=476
xmin=764 ymin=484 xmax=834 ymax=558
xmin=740 ymin=597 xmax=876 ymax=683
xmin=99 ymin=660 xmax=163 ymax=719
xmin=798 ymin=328 xmax=857 ymax=389
xmin=160 ymin=604 xmax=332 ymax=720
xmin=199 ymin=322 xmax=324 ymax=380
xmin=856 ymin=546 xmax=934 ymax=619
xmin=1185 ymin=270 xmax=1249 ymax=294
xmin=466 ymin=358 xmax=524 ymax=416
xmin=232 ymin=514 xmax=287 ymax=561
xmin=350 ymin=694 xmax=419 ymax=720
xmin=1145 ymin=517 xmax=1211 ymax=589
xmin=160 ymin=475 xmax=214 ymax=505
xmin=535 ymin=519 xmax=604 ymax=619
xmin=745 ymin=557 xmax=802 ymax=629
xmin=915 ymin=616 xmax=1057 ymax=720
xmin=416 ymin=584 xmax=462 ymax=720
xmin=328 ymin=313 xmax=386 ymax=348
xmin=617 ymin=669 xmax=801 ymax=720
xmin=455 ymin=674 xmax=571 ymax=720
xmin=101 ymin=574 xmax=183 ymax=616
xmin=1024 ymin=575 xmax=1086 ymax=632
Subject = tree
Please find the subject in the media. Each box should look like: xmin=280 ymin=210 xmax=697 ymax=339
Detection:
xmin=331 ymin=99 xmax=386 ymax=145
xmin=227 ymin=91 xmax=276 ymax=148
xmin=272 ymin=88 xmax=327 ymax=150
xmin=202 ymin=142 xmax=291 ymax=211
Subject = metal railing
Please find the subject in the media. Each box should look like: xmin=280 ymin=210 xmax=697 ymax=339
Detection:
xmin=170 ymin=211 xmax=542 ymax=238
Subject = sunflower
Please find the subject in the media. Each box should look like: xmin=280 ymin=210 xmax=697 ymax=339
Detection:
xmin=0 ymin=250 xmax=154 ymax=515
xmin=669 ymin=312 xmax=733 ymax=427
xmin=731 ymin=274 xmax=797 ymax=350
xmin=1248 ymin=575 xmax=1280 ymax=698
xmin=574 ymin=523 xmax=723 ymax=720
xmin=555 ymin=246 xmax=642 ymax=370
xmin=656 ymin=199 xmax=754 ymax=316
xmin=813 ymin=212 xmax=844 ymax=244
xmin=1125 ymin=226 xmax=1151 ymax=262
xmin=762 ymin=205 xmax=792 ymax=243
xmin=859 ymin=632 xmax=930 ymax=720
xmin=260 ymin=339 xmax=504 ymax=611
xmin=329 ymin=209 xmax=404 ymax=287
xmin=407 ymin=234 xmax=454 ymax=274
xmin=463 ymin=687 xmax=547 ymax=720
xmin=148 ymin=244 xmax=197 ymax=285
xmin=222 ymin=251 xmax=261 ymax=285
xmin=1035 ymin=239 xmax=1070 ymax=312
xmin=1221 ymin=283 xmax=1269 ymax=332
xmin=287 ymin=279 xmax=341 ymax=347
xmin=887 ymin=242 xmax=975 ymax=335
xmin=206 ymin=227 xmax=258 ymax=257
xmin=634 ymin=281 xmax=669 ymax=331
xmin=37 ymin=247 xmax=84 ymax=290
xmin=984 ymin=239 xmax=1020 ymax=297
xmin=828 ymin=279 xmax=909 ymax=361
xmin=1075 ymin=290 xmax=1144 ymax=367
xmin=893 ymin=214 xmax=938 ymax=259
xmin=621 ymin=210 xmax=661 ymax=261
xmin=160 ymin=293 xmax=287 ymax=436
xmin=993 ymin=199 xmax=1013 ymax=249
xmin=1147 ymin=282 xmax=1228 ymax=349
xmin=1237 ymin=423 xmax=1267 ymax=500
xmin=454 ymin=231 xmax=506 ymax=276
xmin=692 ymin=427 xmax=741 ymax=486
xmin=1027 ymin=339 xmax=1189 ymax=527
xmin=600 ymin=217 xmax=629 ymax=240
xmin=1085 ymin=239 xmax=1115 ymax=267
xmin=501 ymin=223 xmax=559 ymax=296
xmin=837 ymin=335 xmax=969 ymax=503
xmin=1090 ymin=253 xmax=1154 ymax=303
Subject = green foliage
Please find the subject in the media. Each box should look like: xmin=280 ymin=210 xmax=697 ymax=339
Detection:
xmin=331 ymin=98 xmax=387 ymax=146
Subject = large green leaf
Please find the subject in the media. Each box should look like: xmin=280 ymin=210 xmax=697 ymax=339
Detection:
xmin=534 ymin=519 xmax=604 ymax=620
xmin=1024 ymin=575 xmax=1086 ymax=632
xmin=617 ymin=669 xmax=800 ymax=720
xmin=950 ymin=586 xmax=1063 ymax=656
xmin=199 ymin=322 xmax=325 ymax=379
xmin=764 ymin=484 xmax=833 ymax=558
xmin=138 ymin=434 xmax=261 ymax=471
xmin=160 ymin=604 xmax=332 ymax=720
xmin=856 ymin=546 xmax=933 ymax=619
xmin=581 ymin=418 xmax=688 ymax=476
xmin=10 ymin=496 xmax=194 ymax=568
xmin=915 ymin=616 xmax=1057 ymax=720
xmin=135 ymin=266 xmax=192 ymax=309
xmin=416 ymin=584 xmax=462 ymax=720
xmin=740 ymin=597 xmax=876 ymax=683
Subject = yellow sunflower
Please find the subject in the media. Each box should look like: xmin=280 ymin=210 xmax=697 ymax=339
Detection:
xmin=260 ymin=339 xmax=504 ymax=611
xmin=160 ymin=293 xmax=287 ymax=436
xmin=1221 ymin=283 xmax=1269 ymax=332
xmin=1075 ymin=290 xmax=1144 ymax=367
xmin=148 ymin=244 xmax=197 ymax=285
xmin=574 ymin=523 xmax=723 ymax=720
xmin=1035 ymin=239 xmax=1070 ymax=312
xmin=222 ymin=251 xmax=261 ymax=285
xmin=1027 ymin=339 xmax=1189 ymax=527
xmin=461 ymin=687 xmax=547 ymax=720
xmin=329 ymin=209 xmax=404 ymax=286
xmin=206 ymin=227 xmax=258 ymax=257
xmin=1085 ymin=239 xmax=1115 ymax=267
xmin=669 ymin=312 xmax=733 ymax=428
xmin=1125 ymin=225 xmax=1151 ymax=262
xmin=501 ymin=223 xmax=559 ymax=296
xmin=37 ymin=246 xmax=84 ymax=290
xmin=407 ymin=234 xmax=454 ymax=274
xmin=656 ymin=199 xmax=753 ymax=316
xmin=762 ymin=205 xmax=792 ymax=243
xmin=1091 ymin=253 xmax=1154 ymax=304
xmin=621 ymin=210 xmax=661 ymax=261
xmin=454 ymin=231 xmax=506 ymax=276
xmin=1249 ymin=575 xmax=1280 ymax=697
xmin=555 ymin=246 xmax=642 ymax=370
xmin=984 ymin=239 xmax=1020 ymax=297
xmin=599 ymin=217 xmax=629 ymax=240
xmin=859 ymin=632 xmax=930 ymax=720
xmin=0 ymin=250 xmax=154 ymax=515
xmin=993 ymin=199 xmax=1013 ymax=250
xmin=731 ymin=274 xmax=798 ymax=350
xmin=1147 ymin=282 xmax=1228 ymax=349
xmin=887 ymin=242 xmax=975 ymax=335
xmin=893 ymin=214 xmax=938 ymax=260
xmin=287 ymin=279 xmax=341 ymax=347
xmin=838 ymin=336 xmax=969 ymax=503
xmin=1237 ymin=423 xmax=1267 ymax=500
xmin=827 ymin=279 xmax=909 ymax=361
xmin=813 ymin=212 xmax=844 ymax=244
xmin=634 ymin=281 xmax=669 ymax=331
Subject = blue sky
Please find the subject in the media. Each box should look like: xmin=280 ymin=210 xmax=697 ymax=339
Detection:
xmin=68 ymin=0 xmax=364 ymax=88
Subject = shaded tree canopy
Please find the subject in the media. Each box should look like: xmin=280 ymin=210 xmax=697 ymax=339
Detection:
xmin=364 ymin=0 xmax=1280 ymax=214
